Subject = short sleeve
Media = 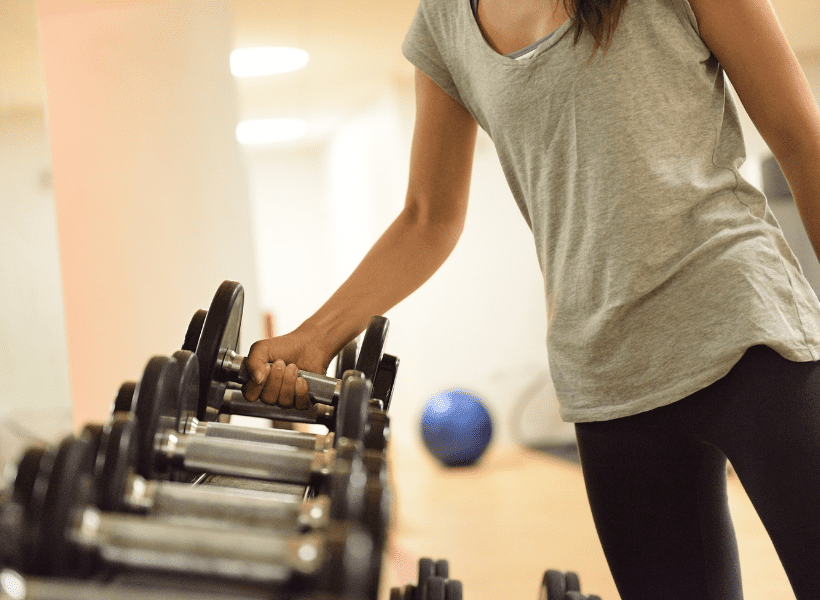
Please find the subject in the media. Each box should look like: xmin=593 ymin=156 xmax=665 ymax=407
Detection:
xmin=669 ymin=0 xmax=712 ymax=54
xmin=401 ymin=0 xmax=467 ymax=109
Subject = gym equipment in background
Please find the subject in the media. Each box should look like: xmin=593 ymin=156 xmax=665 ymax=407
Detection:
xmin=420 ymin=388 xmax=493 ymax=467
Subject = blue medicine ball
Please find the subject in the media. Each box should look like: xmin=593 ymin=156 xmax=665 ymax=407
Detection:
xmin=421 ymin=388 xmax=493 ymax=467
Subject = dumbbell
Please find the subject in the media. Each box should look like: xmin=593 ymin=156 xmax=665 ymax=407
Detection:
xmin=390 ymin=558 xmax=463 ymax=600
xmin=91 ymin=412 xmax=332 ymax=531
xmin=78 ymin=411 xmax=389 ymax=556
xmin=187 ymin=280 xmax=398 ymax=422
xmin=184 ymin=308 xmax=361 ymax=381
xmin=113 ymin=351 xmax=336 ymax=454
xmin=13 ymin=434 xmax=380 ymax=600
xmin=540 ymin=570 xmax=602 ymax=600
xmin=128 ymin=354 xmax=382 ymax=492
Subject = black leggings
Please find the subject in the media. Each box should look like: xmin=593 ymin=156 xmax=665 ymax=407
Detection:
xmin=574 ymin=345 xmax=820 ymax=600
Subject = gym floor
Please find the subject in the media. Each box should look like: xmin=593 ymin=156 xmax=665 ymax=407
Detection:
xmin=381 ymin=438 xmax=796 ymax=600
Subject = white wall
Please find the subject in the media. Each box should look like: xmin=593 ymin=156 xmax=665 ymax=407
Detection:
xmin=0 ymin=0 xmax=73 ymax=475
xmin=38 ymin=0 xmax=262 ymax=428
xmin=246 ymin=56 xmax=820 ymax=454
xmin=0 ymin=109 xmax=73 ymax=473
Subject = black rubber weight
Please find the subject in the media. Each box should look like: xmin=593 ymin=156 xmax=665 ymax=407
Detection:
xmin=565 ymin=571 xmax=581 ymax=592
xmin=12 ymin=447 xmax=46 ymax=506
xmin=195 ymin=280 xmax=243 ymax=420
xmin=434 ymin=559 xmax=449 ymax=578
xmin=355 ymin=316 xmax=389 ymax=383
xmin=390 ymin=588 xmax=403 ymax=600
xmin=446 ymin=580 xmax=463 ymax=600
xmin=424 ymin=577 xmax=446 ymax=600
xmin=417 ymin=557 xmax=436 ymax=591
xmin=336 ymin=374 xmax=371 ymax=443
xmin=335 ymin=338 xmax=358 ymax=380
xmin=543 ymin=570 xmax=566 ymax=600
xmin=112 ymin=381 xmax=137 ymax=414
xmin=183 ymin=309 xmax=207 ymax=352
xmin=565 ymin=593 xmax=585 ymax=600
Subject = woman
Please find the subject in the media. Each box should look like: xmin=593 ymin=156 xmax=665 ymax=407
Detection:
xmin=242 ymin=0 xmax=820 ymax=597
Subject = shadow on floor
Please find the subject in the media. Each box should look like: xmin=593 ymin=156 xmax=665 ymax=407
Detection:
xmin=527 ymin=442 xmax=581 ymax=466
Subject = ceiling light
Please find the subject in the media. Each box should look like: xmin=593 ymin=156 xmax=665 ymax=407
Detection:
xmin=236 ymin=118 xmax=308 ymax=145
xmin=230 ymin=47 xmax=309 ymax=78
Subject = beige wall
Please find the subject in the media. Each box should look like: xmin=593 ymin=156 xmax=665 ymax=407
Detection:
xmin=38 ymin=0 xmax=261 ymax=429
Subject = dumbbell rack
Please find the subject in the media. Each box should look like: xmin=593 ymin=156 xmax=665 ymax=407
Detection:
xmin=0 ymin=280 xmax=602 ymax=600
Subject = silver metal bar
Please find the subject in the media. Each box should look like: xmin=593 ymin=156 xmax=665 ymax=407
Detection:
xmin=217 ymin=349 xmax=341 ymax=405
xmin=160 ymin=433 xmax=316 ymax=484
xmin=200 ymin=421 xmax=319 ymax=451
xmin=221 ymin=389 xmax=337 ymax=425
xmin=133 ymin=479 xmax=329 ymax=530
xmin=3 ymin=569 xmax=275 ymax=600
xmin=70 ymin=508 xmax=323 ymax=580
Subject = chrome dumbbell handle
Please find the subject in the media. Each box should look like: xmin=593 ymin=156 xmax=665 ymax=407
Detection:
xmin=158 ymin=432 xmax=335 ymax=485
xmin=217 ymin=349 xmax=341 ymax=406
xmin=70 ymin=507 xmax=323 ymax=581
xmin=183 ymin=418 xmax=332 ymax=452
xmin=220 ymin=389 xmax=334 ymax=424
xmin=0 ymin=569 xmax=277 ymax=600
xmin=124 ymin=474 xmax=329 ymax=530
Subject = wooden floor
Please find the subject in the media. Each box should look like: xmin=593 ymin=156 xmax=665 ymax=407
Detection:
xmin=380 ymin=439 xmax=796 ymax=600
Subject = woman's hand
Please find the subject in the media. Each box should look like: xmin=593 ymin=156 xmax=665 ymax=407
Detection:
xmin=241 ymin=330 xmax=331 ymax=410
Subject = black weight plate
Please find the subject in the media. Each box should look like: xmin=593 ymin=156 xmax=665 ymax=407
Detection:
xmin=390 ymin=588 xmax=403 ymax=600
xmin=12 ymin=447 xmax=46 ymax=506
xmin=434 ymin=559 xmax=449 ymax=578
xmin=171 ymin=349 xmax=201 ymax=429
xmin=195 ymin=281 xmax=243 ymax=420
xmin=403 ymin=585 xmax=416 ymax=600
xmin=372 ymin=354 xmax=399 ymax=412
xmin=112 ymin=381 xmax=137 ymax=415
xmin=565 ymin=571 xmax=581 ymax=592
xmin=424 ymin=577 xmax=446 ymax=600
xmin=447 ymin=579 xmax=464 ymax=600
xmin=183 ymin=309 xmax=208 ymax=352
xmin=23 ymin=443 xmax=59 ymax=574
xmin=335 ymin=373 xmax=371 ymax=444
xmin=564 ymin=593 xmax=585 ymax=600
xmin=37 ymin=436 xmax=96 ymax=576
xmin=80 ymin=423 xmax=105 ymax=460
xmin=416 ymin=558 xmax=436 ymax=600
xmin=446 ymin=580 xmax=463 ymax=600
xmin=542 ymin=570 xmax=566 ymax=600
xmin=95 ymin=413 xmax=139 ymax=512
xmin=132 ymin=356 xmax=181 ymax=479
xmin=335 ymin=338 xmax=359 ymax=380
xmin=364 ymin=410 xmax=390 ymax=452
xmin=355 ymin=316 xmax=389 ymax=384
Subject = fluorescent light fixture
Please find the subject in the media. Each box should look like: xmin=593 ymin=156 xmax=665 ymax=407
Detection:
xmin=230 ymin=47 xmax=309 ymax=78
xmin=236 ymin=118 xmax=308 ymax=145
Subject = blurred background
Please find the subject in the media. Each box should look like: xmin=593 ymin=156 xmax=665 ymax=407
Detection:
xmin=1 ymin=1 xmax=818 ymax=598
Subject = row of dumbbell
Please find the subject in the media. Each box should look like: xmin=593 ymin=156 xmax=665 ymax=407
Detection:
xmin=0 ymin=558 xmax=463 ymax=600
xmin=0 ymin=280 xmax=399 ymax=598
xmin=0 ymin=376 xmax=389 ymax=599
xmin=109 ymin=351 xmax=388 ymax=492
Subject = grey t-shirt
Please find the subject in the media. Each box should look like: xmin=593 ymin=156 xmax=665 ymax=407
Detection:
xmin=402 ymin=0 xmax=820 ymax=422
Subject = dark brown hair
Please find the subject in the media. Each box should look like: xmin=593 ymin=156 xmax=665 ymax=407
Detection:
xmin=557 ymin=0 xmax=629 ymax=64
